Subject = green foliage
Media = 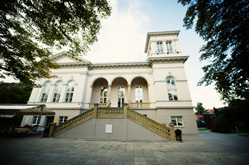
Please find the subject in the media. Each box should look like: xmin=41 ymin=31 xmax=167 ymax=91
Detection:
xmin=211 ymin=114 xmax=231 ymax=133
xmin=195 ymin=102 xmax=206 ymax=114
xmin=178 ymin=0 xmax=249 ymax=100
xmin=0 ymin=0 xmax=111 ymax=86
xmin=175 ymin=129 xmax=182 ymax=136
xmin=0 ymin=82 xmax=32 ymax=103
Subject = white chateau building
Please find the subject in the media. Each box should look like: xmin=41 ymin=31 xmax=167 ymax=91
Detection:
xmin=24 ymin=30 xmax=198 ymax=135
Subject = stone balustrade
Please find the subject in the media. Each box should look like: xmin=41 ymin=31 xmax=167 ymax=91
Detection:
xmin=50 ymin=103 xmax=175 ymax=141
xmin=130 ymin=102 xmax=150 ymax=108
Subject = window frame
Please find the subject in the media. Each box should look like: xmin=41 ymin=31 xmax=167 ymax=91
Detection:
xmin=58 ymin=116 xmax=68 ymax=124
xmin=135 ymin=86 xmax=143 ymax=103
xmin=64 ymin=81 xmax=75 ymax=102
xmin=100 ymin=87 xmax=108 ymax=103
xmin=40 ymin=81 xmax=51 ymax=102
xmin=157 ymin=42 xmax=163 ymax=53
xmin=166 ymin=41 xmax=172 ymax=53
xmin=32 ymin=116 xmax=41 ymax=125
xmin=171 ymin=116 xmax=184 ymax=127
xmin=118 ymin=86 xmax=125 ymax=107
xmin=52 ymin=81 xmax=63 ymax=102
xmin=166 ymin=77 xmax=178 ymax=101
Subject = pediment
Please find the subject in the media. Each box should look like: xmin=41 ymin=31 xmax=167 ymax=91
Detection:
xmin=50 ymin=51 xmax=91 ymax=64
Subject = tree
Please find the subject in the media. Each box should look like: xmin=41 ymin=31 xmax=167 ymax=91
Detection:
xmin=0 ymin=82 xmax=32 ymax=103
xmin=178 ymin=0 xmax=249 ymax=100
xmin=0 ymin=0 xmax=111 ymax=86
xmin=195 ymin=102 xmax=206 ymax=115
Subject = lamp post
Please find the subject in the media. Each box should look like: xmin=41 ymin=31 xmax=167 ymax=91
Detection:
xmin=34 ymin=104 xmax=46 ymax=136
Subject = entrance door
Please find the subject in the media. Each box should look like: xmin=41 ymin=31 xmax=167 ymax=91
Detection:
xmin=118 ymin=86 xmax=125 ymax=107
xmin=44 ymin=116 xmax=55 ymax=127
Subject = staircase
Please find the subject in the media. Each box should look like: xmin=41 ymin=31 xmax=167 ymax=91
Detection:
xmin=50 ymin=104 xmax=176 ymax=141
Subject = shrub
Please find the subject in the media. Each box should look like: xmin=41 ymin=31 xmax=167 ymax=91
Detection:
xmin=211 ymin=115 xmax=231 ymax=133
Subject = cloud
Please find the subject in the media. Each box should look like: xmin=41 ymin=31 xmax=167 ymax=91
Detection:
xmin=84 ymin=0 xmax=149 ymax=63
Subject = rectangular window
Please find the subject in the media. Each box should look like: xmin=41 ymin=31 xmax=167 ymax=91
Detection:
xmin=32 ymin=116 xmax=41 ymax=125
xmin=166 ymin=42 xmax=172 ymax=53
xmin=59 ymin=116 xmax=68 ymax=124
xmin=157 ymin=42 xmax=163 ymax=53
xmin=171 ymin=116 xmax=183 ymax=126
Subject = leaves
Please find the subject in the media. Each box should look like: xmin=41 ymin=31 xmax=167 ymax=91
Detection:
xmin=195 ymin=102 xmax=206 ymax=114
xmin=0 ymin=0 xmax=111 ymax=86
xmin=178 ymin=0 xmax=249 ymax=100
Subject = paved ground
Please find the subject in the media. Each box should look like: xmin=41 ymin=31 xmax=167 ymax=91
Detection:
xmin=0 ymin=131 xmax=248 ymax=165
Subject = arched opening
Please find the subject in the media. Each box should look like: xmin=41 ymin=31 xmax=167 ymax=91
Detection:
xmin=111 ymin=77 xmax=128 ymax=107
xmin=91 ymin=78 xmax=108 ymax=103
xmin=131 ymin=77 xmax=149 ymax=103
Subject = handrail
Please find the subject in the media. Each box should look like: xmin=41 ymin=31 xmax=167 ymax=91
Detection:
xmin=53 ymin=109 xmax=94 ymax=137
xmin=127 ymin=108 xmax=171 ymax=140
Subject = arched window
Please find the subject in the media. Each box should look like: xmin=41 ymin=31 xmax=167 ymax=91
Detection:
xmin=40 ymin=81 xmax=51 ymax=102
xmin=52 ymin=81 xmax=63 ymax=102
xmin=118 ymin=86 xmax=125 ymax=107
xmin=64 ymin=81 xmax=74 ymax=102
xmin=166 ymin=77 xmax=178 ymax=100
xmin=135 ymin=86 xmax=143 ymax=103
xmin=100 ymin=87 xmax=107 ymax=103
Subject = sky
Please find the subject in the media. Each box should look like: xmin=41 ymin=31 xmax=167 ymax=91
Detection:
xmin=2 ymin=0 xmax=226 ymax=110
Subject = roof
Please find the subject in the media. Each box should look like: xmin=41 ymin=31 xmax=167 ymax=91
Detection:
xmin=0 ymin=104 xmax=55 ymax=115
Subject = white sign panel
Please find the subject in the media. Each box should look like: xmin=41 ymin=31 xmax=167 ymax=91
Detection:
xmin=105 ymin=124 xmax=112 ymax=133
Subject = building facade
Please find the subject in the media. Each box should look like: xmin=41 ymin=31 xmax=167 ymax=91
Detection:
xmin=24 ymin=31 xmax=198 ymax=134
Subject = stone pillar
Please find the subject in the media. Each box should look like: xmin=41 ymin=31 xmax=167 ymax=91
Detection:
xmin=93 ymin=103 xmax=99 ymax=118
xmin=169 ymin=123 xmax=176 ymax=141
xmin=107 ymin=85 xmax=111 ymax=103
xmin=147 ymin=84 xmax=150 ymax=108
xmin=48 ymin=122 xmax=57 ymax=137
xmin=123 ymin=103 xmax=128 ymax=118
xmin=89 ymin=85 xmax=94 ymax=104
xmin=127 ymin=84 xmax=131 ymax=106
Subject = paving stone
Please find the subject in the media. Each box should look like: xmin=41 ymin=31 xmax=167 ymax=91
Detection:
xmin=0 ymin=131 xmax=248 ymax=165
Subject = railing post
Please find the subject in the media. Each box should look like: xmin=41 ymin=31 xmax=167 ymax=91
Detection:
xmin=169 ymin=123 xmax=176 ymax=141
xmin=48 ymin=122 xmax=57 ymax=137
xmin=93 ymin=103 xmax=99 ymax=118
xmin=123 ymin=103 xmax=128 ymax=118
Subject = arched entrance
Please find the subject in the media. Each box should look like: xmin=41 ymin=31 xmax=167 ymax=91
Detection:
xmin=91 ymin=78 xmax=108 ymax=103
xmin=111 ymin=77 xmax=128 ymax=107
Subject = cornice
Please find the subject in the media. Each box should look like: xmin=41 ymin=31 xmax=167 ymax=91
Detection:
xmin=58 ymin=62 xmax=90 ymax=68
xmin=91 ymin=62 xmax=151 ymax=70
xmin=148 ymin=56 xmax=189 ymax=64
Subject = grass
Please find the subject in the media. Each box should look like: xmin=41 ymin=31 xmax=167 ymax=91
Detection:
xmin=198 ymin=128 xmax=211 ymax=131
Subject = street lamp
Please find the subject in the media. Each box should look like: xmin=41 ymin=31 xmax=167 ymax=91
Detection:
xmin=34 ymin=104 xmax=46 ymax=136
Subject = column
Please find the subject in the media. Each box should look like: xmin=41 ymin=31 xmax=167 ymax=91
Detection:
xmin=127 ymin=84 xmax=131 ymax=106
xmin=147 ymin=84 xmax=150 ymax=108
xmin=107 ymin=85 xmax=111 ymax=103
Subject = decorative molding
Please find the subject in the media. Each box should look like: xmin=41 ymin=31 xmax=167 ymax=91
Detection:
xmin=90 ymin=85 xmax=93 ymax=88
xmin=156 ymin=100 xmax=192 ymax=102
xmin=91 ymin=62 xmax=151 ymax=70
xmin=127 ymin=84 xmax=131 ymax=87
xmin=108 ymin=85 xmax=112 ymax=87
xmin=148 ymin=56 xmax=189 ymax=64
xmin=156 ymin=106 xmax=194 ymax=109
xmin=176 ymin=80 xmax=188 ymax=82
xmin=147 ymin=84 xmax=150 ymax=87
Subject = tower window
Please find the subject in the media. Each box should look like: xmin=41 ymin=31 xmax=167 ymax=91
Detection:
xmin=166 ymin=77 xmax=178 ymax=101
xmin=166 ymin=42 xmax=172 ymax=53
xmin=157 ymin=42 xmax=163 ymax=53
